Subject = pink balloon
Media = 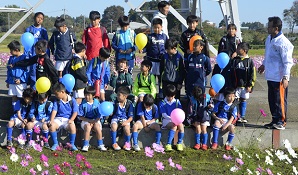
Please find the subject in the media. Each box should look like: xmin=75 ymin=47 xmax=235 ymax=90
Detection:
xmin=170 ymin=108 xmax=185 ymax=125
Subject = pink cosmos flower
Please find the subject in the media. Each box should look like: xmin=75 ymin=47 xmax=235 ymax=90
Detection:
xmin=40 ymin=154 xmax=48 ymax=163
xmin=53 ymin=164 xmax=61 ymax=173
xmin=65 ymin=142 xmax=72 ymax=149
xmin=69 ymin=168 xmax=73 ymax=175
xmin=168 ymin=157 xmax=175 ymax=167
xmin=155 ymin=161 xmax=164 ymax=171
xmin=256 ymin=165 xmax=264 ymax=173
xmin=75 ymin=163 xmax=81 ymax=168
xmin=33 ymin=143 xmax=42 ymax=152
xmin=20 ymin=160 xmax=29 ymax=167
xmin=43 ymin=137 xmax=48 ymax=143
xmin=17 ymin=134 xmax=26 ymax=145
xmin=76 ymin=154 xmax=85 ymax=162
xmin=0 ymin=164 xmax=8 ymax=172
xmin=260 ymin=109 xmax=267 ymax=117
xmin=41 ymin=170 xmax=49 ymax=175
xmin=223 ymin=154 xmax=233 ymax=160
xmin=9 ymin=147 xmax=16 ymax=154
xmin=145 ymin=147 xmax=154 ymax=157
xmin=25 ymin=154 xmax=33 ymax=162
xmin=152 ymin=143 xmax=165 ymax=153
xmin=118 ymin=164 xmax=127 ymax=173
xmin=82 ymin=171 xmax=90 ymax=175
xmin=43 ymin=162 xmax=49 ymax=167
xmin=84 ymin=161 xmax=92 ymax=169
xmin=29 ymin=168 xmax=36 ymax=175
xmin=236 ymin=158 xmax=244 ymax=165
xmin=176 ymin=164 xmax=183 ymax=171
xmin=62 ymin=162 xmax=71 ymax=167
xmin=33 ymin=125 xmax=41 ymax=134
xmin=68 ymin=151 xmax=74 ymax=156
xmin=266 ymin=168 xmax=273 ymax=175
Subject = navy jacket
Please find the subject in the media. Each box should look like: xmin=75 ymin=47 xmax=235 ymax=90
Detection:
xmin=180 ymin=28 xmax=206 ymax=58
xmin=145 ymin=33 xmax=168 ymax=62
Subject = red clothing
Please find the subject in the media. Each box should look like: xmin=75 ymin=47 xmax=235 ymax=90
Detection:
xmin=82 ymin=26 xmax=111 ymax=60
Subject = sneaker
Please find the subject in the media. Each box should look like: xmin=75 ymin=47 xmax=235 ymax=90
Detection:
xmin=176 ymin=144 xmax=183 ymax=151
xmin=193 ymin=144 xmax=201 ymax=150
xmin=133 ymin=144 xmax=141 ymax=151
xmin=211 ymin=143 xmax=218 ymax=150
xmin=6 ymin=140 xmax=13 ymax=148
xmin=97 ymin=145 xmax=107 ymax=151
xmin=273 ymin=123 xmax=286 ymax=130
xmin=70 ymin=145 xmax=78 ymax=151
xmin=112 ymin=143 xmax=121 ymax=151
xmin=225 ymin=143 xmax=232 ymax=151
xmin=123 ymin=142 xmax=131 ymax=151
xmin=44 ymin=142 xmax=50 ymax=149
xmin=165 ymin=144 xmax=173 ymax=151
xmin=201 ymin=144 xmax=208 ymax=151
xmin=50 ymin=144 xmax=59 ymax=151
xmin=237 ymin=118 xmax=247 ymax=123
xmin=81 ymin=145 xmax=89 ymax=152
xmin=264 ymin=122 xmax=275 ymax=129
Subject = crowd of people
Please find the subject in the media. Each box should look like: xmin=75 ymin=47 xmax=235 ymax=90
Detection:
xmin=4 ymin=1 xmax=294 ymax=152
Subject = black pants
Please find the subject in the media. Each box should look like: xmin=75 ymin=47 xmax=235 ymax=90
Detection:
xmin=267 ymin=81 xmax=288 ymax=124
xmin=162 ymin=81 xmax=181 ymax=99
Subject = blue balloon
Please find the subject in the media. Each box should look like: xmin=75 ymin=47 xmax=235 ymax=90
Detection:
xmin=210 ymin=74 xmax=225 ymax=93
xmin=21 ymin=32 xmax=34 ymax=51
xmin=217 ymin=52 xmax=230 ymax=69
xmin=62 ymin=74 xmax=75 ymax=93
xmin=99 ymin=102 xmax=114 ymax=116
xmin=206 ymin=94 xmax=211 ymax=103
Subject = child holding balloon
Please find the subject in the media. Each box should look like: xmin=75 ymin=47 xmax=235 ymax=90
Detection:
xmin=78 ymin=86 xmax=107 ymax=152
xmin=6 ymin=40 xmax=29 ymax=105
xmin=48 ymin=83 xmax=79 ymax=151
xmin=159 ymin=84 xmax=184 ymax=151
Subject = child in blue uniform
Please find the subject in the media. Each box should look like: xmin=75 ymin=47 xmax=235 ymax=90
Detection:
xmin=26 ymin=93 xmax=53 ymax=148
xmin=132 ymin=94 xmax=161 ymax=151
xmin=48 ymin=83 xmax=79 ymax=151
xmin=110 ymin=86 xmax=134 ymax=151
xmin=78 ymin=86 xmax=107 ymax=152
xmin=211 ymin=87 xmax=237 ymax=150
xmin=159 ymin=84 xmax=184 ymax=151
xmin=6 ymin=88 xmax=35 ymax=148
xmin=6 ymin=41 xmax=28 ymax=105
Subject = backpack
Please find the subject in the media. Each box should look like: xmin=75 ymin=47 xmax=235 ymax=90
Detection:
xmin=34 ymin=101 xmax=52 ymax=116
xmin=107 ymin=99 xmax=133 ymax=124
xmin=137 ymin=73 xmax=152 ymax=90
xmin=215 ymin=100 xmax=240 ymax=125
xmin=115 ymin=29 xmax=135 ymax=46
xmin=134 ymin=103 xmax=157 ymax=122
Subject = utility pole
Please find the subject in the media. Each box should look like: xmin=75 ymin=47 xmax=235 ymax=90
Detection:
xmin=83 ymin=15 xmax=85 ymax=29
xmin=62 ymin=8 xmax=66 ymax=18
xmin=110 ymin=19 xmax=113 ymax=33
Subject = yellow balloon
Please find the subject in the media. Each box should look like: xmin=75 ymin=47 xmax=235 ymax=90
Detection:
xmin=36 ymin=77 xmax=51 ymax=94
xmin=135 ymin=33 xmax=148 ymax=50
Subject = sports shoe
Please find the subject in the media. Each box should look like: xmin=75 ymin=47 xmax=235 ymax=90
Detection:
xmin=193 ymin=144 xmax=201 ymax=150
xmin=112 ymin=143 xmax=121 ymax=151
xmin=176 ymin=144 xmax=183 ymax=151
xmin=133 ymin=144 xmax=141 ymax=151
xmin=225 ymin=143 xmax=232 ymax=151
xmin=201 ymin=144 xmax=208 ymax=151
xmin=44 ymin=142 xmax=50 ymax=149
xmin=97 ymin=145 xmax=107 ymax=151
xmin=6 ymin=140 xmax=13 ymax=148
xmin=264 ymin=122 xmax=275 ymax=129
xmin=238 ymin=117 xmax=247 ymax=123
xmin=273 ymin=123 xmax=286 ymax=130
xmin=165 ymin=144 xmax=173 ymax=151
xmin=81 ymin=145 xmax=89 ymax=152
xmin=211 ymin=143 xmax=218 ymax=150
xmin=70 ymin=145 xmax=78 ymax=151
xmin=51 ymin=144 xmax=59 ymax=151
xmin=123 ymin=142 xmax=131 ymax=151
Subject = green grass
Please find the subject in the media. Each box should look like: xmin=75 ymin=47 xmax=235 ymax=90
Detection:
xmin=1 ymin=144 xmax=297 ymax=174
xmin=0 ymin=33 xmax=22 ymax=53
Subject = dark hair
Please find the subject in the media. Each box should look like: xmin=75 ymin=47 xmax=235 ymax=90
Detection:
xmin=141 ymin=60 xmax=152 ymax=70
xmin=227 ymin=23 xmax=237 ymax=30
xmin=52 ymin=83 xmax=66 ymax=93
xmin=100 ymin=47 xmax=110 ymax=58
xmin=143 ymin=94 xmax=155 ymax=107
xmin=34 ymin=12 xmax=44 ymax=20
xmin=165 ymin=84 xmax=176 ymax=97
xmin=118 ymin=58 xmax=128 ymax=65
xmin=152 ymin=18 xmax=162 ymax=26
xmin=158 ymin=1 xmax=170 ymax=11
xmin=224 ymin=87 xmax=235 ymax=98
xmin=35 ymin=40 xmax=48 ymax=53
xmin=89 ymin=11 xmax=101 ymax=20
xmin=23 ymin=88 xmax=35 ymax=99
xmin=193 ymin=39 xmax=210 ymax=57
xmin=37 ymin=93 xmax=48 ymax=101
xmin=7 ymin=40 xmax=21 ymax=51
xmin=84 ymin=86 xmax=96 ymax=96
xmin=74 ymin=42 xmax=86 ymax=54
xmin=186 ymin=15 xmax=199 ymax=24
xmin=237 ymin=42 xmax=250 ymax=54
xmin=54 ymin=17 xmax=66 ymax=28
xmin=268 ymin=16 xmax=282 ymax=32
xmin=118 ymin=16 xmax=130 ymax=27
xmin=192 ymin=86 xmax=203 ymax=100
xmin=165 ymin=38 xmax=178 ymax=49
xmin=117 ymin=86 xmax=130 ymax=96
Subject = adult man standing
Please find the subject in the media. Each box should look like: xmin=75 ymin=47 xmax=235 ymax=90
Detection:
xmin=152 ymin=1 xmax=170 ymax=38
xmin=258 ymin=16 xmax=294 ymax=130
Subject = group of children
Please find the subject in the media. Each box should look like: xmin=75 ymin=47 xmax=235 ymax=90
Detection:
xmin=5 ymin=1 xmax=256 ymax=152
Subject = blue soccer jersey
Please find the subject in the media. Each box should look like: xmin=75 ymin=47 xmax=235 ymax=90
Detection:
xmin=136 ymin=102 xmax=159 ymax=120
xmin=112 ymin=101 xmax=134 ymax=120
xmin=78 ymin=99 xmax=101 ymax=120
xmin=213 ymin=100 xmax=237 ymax=120
xmin=11 ymin=100 xmax=31 ymax=119
xmin=52 ymin=95 xmax=78 ymax=119
xmin=159 ymin=98 xmax=182 ymax=116
xmin=29 ymin=100 xmax=53 ymax=121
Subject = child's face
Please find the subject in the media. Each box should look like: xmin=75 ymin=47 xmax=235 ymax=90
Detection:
xmin=54 ymin=91 xmax=66 ymax=100
xmin=166 ymin=48 xmax=177 ymax=55
xmin=34 ymin=14 xmax=44 ymax=26
xmin=236 ymin=47 xmax=246 ymax=56
xmin=225 ymin=93 xmax=235 ymax=103
xmin=23 ymin=97 xmax=33 ymax=105
xmin=121 ymin=25 xmax=129 ymax=31
xmin=118 ymin=62 xmax=127 ymax=71
xmin=34 ymin=47 xmax=43 ymax=55
xmin=117 ymin=93 xmax=127 ymax=103
xmin=10 ymin=49 xmax=19 ymax=56
xmin=85 ymin=93 xmax=94 ymax=102
xmin=188 ymin=21 xmax=198 ymax=31
xmin=57 ymin=25 xmax=67 ymax=33
xmin=144 ymin=104 xmax=152 ymax=110
xmin=227 ymin=28 xmax=237 ymax=37
xmin=153 ymin=24 xmax=162 ymax=34
xmin=140 ymin=65 xmax=150 ymax=73
xmin=91 ymin=19 xmax=100 ymax=27
xmin=193 ymin=44 xmax=203 ymax=53
xmin=166 ymin=96 xmax=175 ymax=102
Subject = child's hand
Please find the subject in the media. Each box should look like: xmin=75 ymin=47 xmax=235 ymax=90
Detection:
xmin=246 ymin=87 xmax=252 ymax=93
xmin=104 ymin=84 xmax=108 ymax=90
xmin=231 ymin=52 xmax=237 ymax=58
xmin=113 ymin=70 xmax=118 ymax=77
xmin=124 ymin=67 xmax=129 ymax=73
xmin=41 ymin=118 xmax=45 ymax=123
xmin=222 ymin=125 xmax=228 ymax=131
xmin=219 ymin=118 xmax=224 ymax=125
xmin=23 ymin=119 xmax=27 ymax=124
xmin=68 ymin=120 xmax=74 ymax=125
xmin=120 ymin=49 xmax=125 ymax=54
xmin=126 ymin=49 xmax=133 ymax=54
xmin=15 ymin=79 xmax=20 ymax=85
xmin=8 ymin=64 xmax=13 ymax=68
xmin=139 ymin=50 xmax=143 ymax=54
xmin=121 ymin=121 xmax=128 ymax=127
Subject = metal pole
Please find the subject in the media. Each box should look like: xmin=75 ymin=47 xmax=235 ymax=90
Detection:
xmin=199 ymin=0 xmax=203 ymax=29
xmin=110 ymin=19 xmax=113 ymax=33
xmin=7 ymin=13 xmax=10 ymax=31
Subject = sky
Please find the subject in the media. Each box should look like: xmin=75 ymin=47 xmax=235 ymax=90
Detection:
xmin=0 ymin=0 xmax=296 ymax=28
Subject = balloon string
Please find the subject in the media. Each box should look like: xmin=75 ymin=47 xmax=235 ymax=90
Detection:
xmin=220 ymin=69 xmax=223 ymax=74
